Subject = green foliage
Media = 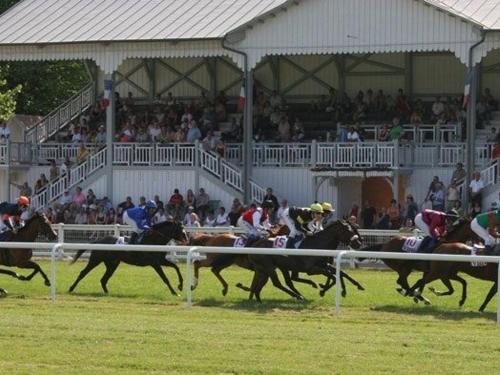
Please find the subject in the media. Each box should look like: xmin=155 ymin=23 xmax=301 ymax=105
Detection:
xmin=0 ymin=78 xmax=20 ymax=121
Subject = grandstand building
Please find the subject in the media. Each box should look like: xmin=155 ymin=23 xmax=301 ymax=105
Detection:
xmin=0 ymin=0 xmax=498 ymax=218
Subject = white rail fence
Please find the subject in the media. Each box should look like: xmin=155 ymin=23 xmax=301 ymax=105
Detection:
xmin=1 ymin=241 xmax=498 ymax=323
xmin=24 ymin=83 xmax=95 ymax=144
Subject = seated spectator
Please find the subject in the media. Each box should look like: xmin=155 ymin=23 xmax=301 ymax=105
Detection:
xmin=214 ymin=207 xmax=228 ymax=226
xmin=186 ymin=121 xmax=202 ymax=143
xmin=76 ymin=143 xmax=89 ymax=164
xmin=409 ymin=111 xmax=422 ymax=126
xmin=470 ymin=202 xmax=482 ymax=219
xmin=96 ymin=125 xmax=106 ymax=144
xmin=168 ymin=188 xmax=184 ymax=220
xmin=195 ymin=188 xmax=209 ymax=220
xmin=135 ymin=127 xmax=148 ymax=142
xmin=204 ymin=210 xmax=216 ymax=227
xmin=87 ymin=204 xmax=98 ymax=224
xmin=389 ymin=117 xmax=403 ymax=141
xmin=185 ymin=189 xmax=196 ymax=209
xmin=138 ymin=196 xmax=147 ymax=208
xmin=0 ymin=122 xmax=11 ymax=141
xmin=95 ymin=206 xmax=106 ymax=225
xmin=74 ymin=206 xmax=87 ymax=224
xmin=86 ymin=189 xmax=97 ymax=205
xmin=58 ymin=190 xmax=72 ymax=206
xmin=432 ymin=96 xmax=445 ymax=121
xmin=153 ymin=195 xmax=164 ymax=210
xmin=106 ymin=208 xmax=117 ymax=224
xmin=185 ymin=212 xmax=201 ymax=228
xmin=399 ymin=218 xmax=416 ymax=234
xmin=278 ymin=116 xmax=291 ymax=142
xmin=451 ymin=163 xmax=466 ymax=184
xmin=347 ymin=126 xmax=360 ymax=142
xmin=202 ymin=130 xmax=217 ymax=151
xmin=71 ymin=126 xmax=82 ymax=143
xmin=148 ymin=122 xmax=161 ymax=142
xmin=117 ymin=196 xmax=135 ymax=220
xmin=72 ymin=186 xmax=86 ymax=206
xmin=453 ymin=200 xmax=464 ymax=217
xmin=292 ymin=118 xmax=305 ymax=142
xmin=117 ymin=122 xmax=134 ymax=142
xmin=378 ymin=125 xmax=390 ymax=142
xmin=228 ymin=198 xmax=244 ymax=226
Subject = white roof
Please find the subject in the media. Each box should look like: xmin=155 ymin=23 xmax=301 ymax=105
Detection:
xmin=0 ymin=0 xmax=289 ymax=44
xmin=426 ymin=0 xmax=500 ymax=29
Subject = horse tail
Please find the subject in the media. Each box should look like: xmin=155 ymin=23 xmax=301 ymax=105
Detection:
xmin=70 ymin=250 xmax=86 ymax=264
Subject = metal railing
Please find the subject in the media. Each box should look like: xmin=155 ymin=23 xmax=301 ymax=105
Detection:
xmin=0 ymin=143 xmax=7 ymax=164
xmin=112 ymin=143 xmax=196 ymax=166
xmin=24 ymin=83 xmax=94 ymax=144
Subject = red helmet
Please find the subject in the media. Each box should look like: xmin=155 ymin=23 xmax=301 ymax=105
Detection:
xmin=17 ymin=196 xmax=30 ymax=208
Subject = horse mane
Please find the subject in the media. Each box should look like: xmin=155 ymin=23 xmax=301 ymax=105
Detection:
xmin=444 ymin=218 xmax=470 ymax=238
xmin=152 ymin=220 xmax=180 ymax=231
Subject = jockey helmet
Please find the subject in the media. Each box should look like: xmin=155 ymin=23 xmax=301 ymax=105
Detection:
xmin=145 ymin=200 xmax=157 ymax=209
xmin=321 ymin=202 xmax=334 ymax=212
xmin=310 ymin=203 xmax=323 ymax=213
xmin=17 ymin=196 xmax=30 ymax=208
xmin=262 ymin=200 xmax=274 ymax=209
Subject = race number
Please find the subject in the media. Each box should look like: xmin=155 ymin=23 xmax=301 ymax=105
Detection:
xmin=273 ymin=236 xmax=288 ymax=249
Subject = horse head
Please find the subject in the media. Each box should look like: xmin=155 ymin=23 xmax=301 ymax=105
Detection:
xmin=21 ymin=211 xmax=58 ymax=241
xmin=326 ymin=220 xmax=363 ymax=249
xmin=152 ymin=220 xmax=189 ymax=245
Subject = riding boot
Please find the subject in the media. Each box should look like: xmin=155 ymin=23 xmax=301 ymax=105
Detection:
xmin=484 ymin=245 xmax=494 ymax=255
xmin=129 ymin=232 xmax=138 ymax=245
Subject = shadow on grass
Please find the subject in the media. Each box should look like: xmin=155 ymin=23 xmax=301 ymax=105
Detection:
xmin=371 ymin=304 xmax=496 ymax=321
xmin=196 ymin=297 xmax=316 ymax=313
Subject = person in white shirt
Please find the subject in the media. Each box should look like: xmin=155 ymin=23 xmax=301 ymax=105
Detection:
xmin=432 ymin=97 xmax=445 ymax=120
xmin=347 ymin=126 xmax=360 ymax=142
xmin=96 ymin=125 xmax=106 ymax=144
xmin=148 ymin=123 xmax=161 ymax=142
xmin=0 ymin=122 xmax=11 ymax=141
xmin=58 ymin=191 xmax=72 ymax=206
xmin=204 ymin=211 xmax=216 ymax=227
xmin=153 ymin=208 xmax=167 ymax=225
xmin=277 ymin=199 xmax=289 ymax=225
xmin=183 ymin=206 xmax=195 ymax=225
xmin=469 ymin=171 xmax=485 ymax=206
xmin=214 ymin=207 xmax=228 ymax=226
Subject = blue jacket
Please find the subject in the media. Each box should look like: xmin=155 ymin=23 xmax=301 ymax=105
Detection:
xmin=0 ymin=202 xmax=22 ymax=229
xmin=125 ymin=206 xmax=152 ymax=230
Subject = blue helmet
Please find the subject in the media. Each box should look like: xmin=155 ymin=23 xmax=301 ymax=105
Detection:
xmin=145 ymin=200 xmax=157 ymax=209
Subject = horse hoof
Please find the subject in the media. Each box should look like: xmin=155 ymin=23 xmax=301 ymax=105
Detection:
xmin=222 ymin=288 xmax=228 ymax=297
xmin=396 ymin=288 xmax=407 ymax=297
xmin=424 ymin=300 xmax=431 ymax=306
xmin=319 ymin=290 xmax=325 ymax=297
xmin=459 ymin=301 xmax=465 ymax=307
xmin=178 ymin=284 xmax=183 ymax=291
xmin=341 ymin=291 xmax=347 ymax=298
xmin=44 ymin=281 xmax=51 ymax=287
xmin=358 ymin=286 xmax=365 ymax=291
xmin=413 ymin=297 xmax=420 ymax=304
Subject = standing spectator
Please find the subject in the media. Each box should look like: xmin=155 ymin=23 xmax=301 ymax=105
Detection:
xmin=228 ymin=198 xmax=244 ymax=226
xmin=263 ymin=188 xmax=279 ymax=224
xmin=168 ymin=188 xmax=184 ymax=220
xmin=451 ymin=163 xmax=466 ymax=185
xmin=148 ymin=122 xmax=161 ymax=142
xmin=292 ymin=118 xmax=305 ymax=142
xmin=431 ymin=97 xmax=445 ymax=121
xmin=277 ymin=199 xmax=289 ymax=225
xmin=278 ymin=116 xmax=291 ymax=142
xmin=376 ymin=207 xmax=390 ymax=229
xmin=195 ymin=188 xmax=210 ymax=220
xmin=446 ymin=180 xmax=460 ymax=210
xmin=470 ymin=202 xmax=482 ymax=219
xmin=96 ymin=125 xmax=106 ymax=144
xmin=214 ymin=207 xmax=229 ymax=226
xmin=117 ymin=196 xmax=135 ymax=221
xmin=403 ymin=195 xmax=419 ymax=223
xmin=86 ymin=189 xmax=97 ymax=205
xmin=72 ymin=186 xmax=86 ymax=206
xmin=361 ymin=201 xmax=376 ymax=229
xmin=185 ymin=189 xmax=196 ymax=210
xmin=348 ymin=203 xmax=359 ymax=220
xmin=469 ymin=171 xmax=484 ymax=207
xmin=430 ymin=182 xmax=445 ymax=212
xmin=76 ymin=143 xmax=89 ymax=164
xmin=12 ymin=181 xmax=32 ymax=198
xmin=153 ymin=195 xmax=164 ymax=210
xmin=0 ymin=122 xmax=10 ymax=141
xmin=387 ymin=199 xmax=401 ymax=229
xmin=378 ymin=125 xmax=390 ymax=142
xmin=389 ymin=117 xmax=403 ymax=141
xmin=424 ymin=176 xmax=442 ymax=203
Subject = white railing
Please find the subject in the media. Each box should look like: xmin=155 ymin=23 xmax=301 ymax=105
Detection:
xmin=24 ymin=83 xmax=95 ymax=144
xmin=250 ymin=180 xmax=267 ymax=203
xmin=30 ymin=147 xmax=107 ymax=210
xmin=481 ymin=160 xmax=499 ymax=187
xmin=359 ymin=124 xmax=460 ymax=143
xmin=112 ymin=143 xmax=195 ymax=166
xmin=0 ymin=143 xmax=7 ymax=165
xmin=252 ymin=143 xmax=313 ymax=167
xmin=221 ymin=160 xmax=243 ymax=192
xmin=36 ymin=143 xmax=101 ymax=163
xmin=316 ymin=142 xmax=395 ymax=168
xmin=199 ymin=148 xmax=221 ymax=177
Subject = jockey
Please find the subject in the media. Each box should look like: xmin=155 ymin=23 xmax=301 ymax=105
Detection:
xmin=123 ymin=200 xmax=157 ymax=244
xmin=282 ymin=203 xmax=324 ymax=248
xmin=471 ymin=208 xmax=500 ymax=254
xmin=237 ymin=201 xmax=273 ymax=241
xmin=0 ymin=196 xmax=30 ymax=241
xmin=321 ymin=202 xmax=335 ymax=227
xmin=414 ymin=208 xmax=459 ymax=251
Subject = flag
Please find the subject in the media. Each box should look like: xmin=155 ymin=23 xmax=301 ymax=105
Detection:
xmin=463 ymin=71 xmax=472 ymax=109
xmin=238 ymin=82 xmax=246 ymax=112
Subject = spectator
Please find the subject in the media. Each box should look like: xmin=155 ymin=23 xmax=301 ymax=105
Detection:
xmin=214 ymin=207 xmax=228 ymax=226
xmin=432 ymin=97 xmax=445 ymax=121
xmin=72 ymin=186 xmax=86 ymax=206
xmin=58 ymin=190 xmax=72 ymax=206
xmin=186 ymin=121 xmax=202 ymax=143
xmin=40 ymin=173 xmax=49 ymax=188
xmin=195 ymin=188 xmax=210 ymax=220
xmin=106 ymin=208 xmax=117 ymax=224
xmin=228 ymin=198 xmax=244 ymax=226
xmin=202 ymin=130 xmax=217 ymax=151
xmin=430 ymin=182 xmax=445 ymax=211
xmin=185 ymin=189 xmax=196 ymax=210
xmin=292 ymin=118 xmax=305 ymax=142
xmin=86 ymin=189 xmax=97 ymax=205
xmin=204 ymin=210 xmax=216 ymax=227
xmin=96 ymin=125 xmax=106 ymax=144
xmin=0 ymin=122 xmax=10 ymax=141
xmin=387 ymin=199 xmax=401 ymax=229
xmin=185 ymin=212 xmax=201 ymax=228
xmin=469 ymin=171 xmax=484 ymax=207
xmin=87 ymin=204 xmax=98 ymax=224
xmin=450 ymin=163 xmax=466 ymax=184
xmin=376 ymin=207 xmax=390 ymax=229
xmin=138 ymin=196 xmax=146 ymax=208
xmin=348 ymin=203 xmax=359 ymax=219
xmin=215 ymin=139 xmax=226 ymax=158
xmin=74 ymin=206 xmax=87 ymax=224
xmin=76 ymin=143 xmax=89 ymax=164
xmin=424 ymin=176 xmax=442 ymax=202
xmin=183 ymin=206 xmax=195 ymax=225
xmin=347 ymin=126 xmax=360 ymax=142
xmin=446 ymin=180 xmax=460 ymax=210
xmin=263 ymin=188 xmax=279 ymax=223
xmin=153 ymin=195 xmax=164 ymax=211
xmin=486 ymin=127 xmax=498 ymax=143
xmin=453 ymin=200 xmax=464 ymax=217
xmin=389 ymin=117 xmax=403 ymax=141
xmin=378 ymin=125 xmax=390 ymax=142
xmin=403 ymin=195 xmax=419 ymax=223
xmin=153 ymin=208 xmax=167 ymax=225
xmin=399 ymin=218 xmax=416 ymax=234
xmin=117 ymin=196 xmax=135 ymax=220
xmin=148 ymin=122 xmax=161 ymax=142
xmin=13 ymin=181 xmax=32 ymax=197
xmin=278 ymin=116 xmax=291 ymax=142
xmin=168 ymin=188 xmax=184 ymax=220
xmin=34 ymin=179 xmax=44 ymax=194
xmin=60 ymin=156 xmax=71 ymax=177
xmin=470 ymin=202 xmax=482 ymax=219
xmin=361 ymin=201 xmax=376 ymax=229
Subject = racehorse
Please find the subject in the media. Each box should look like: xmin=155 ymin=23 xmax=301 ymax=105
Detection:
xmin=69 ymin=221 xmax=188 ymax=296
xmin=358 ymin=219 xmax=476 ymax=303
xmin=406 ymin=243 xmax=499 ymax=311
xmin=189 ymin=225 xmax=289 ymax=295
xmin=246 ymin=220 xmax=364 ymax=302
xmin=0 ymin=212 xmax=57 ymax=287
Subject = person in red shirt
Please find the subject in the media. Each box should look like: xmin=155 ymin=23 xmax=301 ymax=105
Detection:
xmin=167 ymin=188 xmax=184 ymax=220
xmin=237 ymin=201 xmax=273 ymax=242
xmin=414 ymin=208 xmax=459 ymax=251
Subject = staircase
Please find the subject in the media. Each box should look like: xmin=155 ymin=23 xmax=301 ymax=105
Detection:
xmin=24 ymin=83 xmax=94 ymax=144
xmin=31 ymin=147 xmax=106 ymax=209
xmin=198 ymin=146 xmax=267 ymax=203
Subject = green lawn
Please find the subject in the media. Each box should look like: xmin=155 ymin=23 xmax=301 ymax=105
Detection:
xmin=0 ymin=260 xmax=499 ymax=374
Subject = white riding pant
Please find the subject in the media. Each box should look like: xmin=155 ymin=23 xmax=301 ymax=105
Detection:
xmin=122 ymin=211 xmax=143 ymax=234
xmin=237 ymin=216 xmax=258 ymax=236
xmin=414 ymin=213 xmax=431 ymax=237
xmin=471 ymin=218 xmax=496 ymax=246
xmin=282 ymin=208 xmax=300 ymax=238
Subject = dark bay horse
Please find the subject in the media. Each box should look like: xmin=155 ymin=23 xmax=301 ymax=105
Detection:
xmin=69 ymin=221 xmax=188 ymax=296
xmin=246 ymin=221 xmax=364 ymax=302
xmin=0 ymin=212 xmax=57 ymax=287
xmin=359 ymin=219 xmax=476 ymax=303
xmin=407 ymin=243 xmax=499 ymax=311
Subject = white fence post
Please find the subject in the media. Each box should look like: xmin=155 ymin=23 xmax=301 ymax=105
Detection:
xmin=186 ymin=246 xmax=199 ymax=307
xmin=50 ymin=243 xmax=63 ymax=303
xmin=114 ymin=224 xmax=121 ymax=237
xmin=335 ymin=250 xmax=348 ymax=314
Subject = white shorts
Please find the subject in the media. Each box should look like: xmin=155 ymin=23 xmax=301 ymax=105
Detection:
xmin=282 ymin=208 xmax=300 ymax=237
xmin=471 ymin=218 xmax=496 ymax=246
xmin=237 ymin=216 xmax=258 ymax=236
xmin=123 ymin=211 xmax=141 ymax=233
xmin=414 ymin=213 xmax=431 ymax=237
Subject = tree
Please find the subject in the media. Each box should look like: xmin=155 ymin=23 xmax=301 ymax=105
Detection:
xmin=0 ymin=77 xmax=21 ymax=122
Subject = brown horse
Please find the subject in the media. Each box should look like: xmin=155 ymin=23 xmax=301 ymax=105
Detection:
xmin=189 ymin=226 xmax=289 ymax=295
xmin=359 ymin=219 xmax=476 ymax=303
xmin=407 ymin=243 xmax=499 ymax=311
xmin=0 ymin=212 xmax=58 ymax=287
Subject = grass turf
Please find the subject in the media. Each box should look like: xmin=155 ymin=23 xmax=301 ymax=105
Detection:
xmin=0 ymin=260 xmax=499 ymax=374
